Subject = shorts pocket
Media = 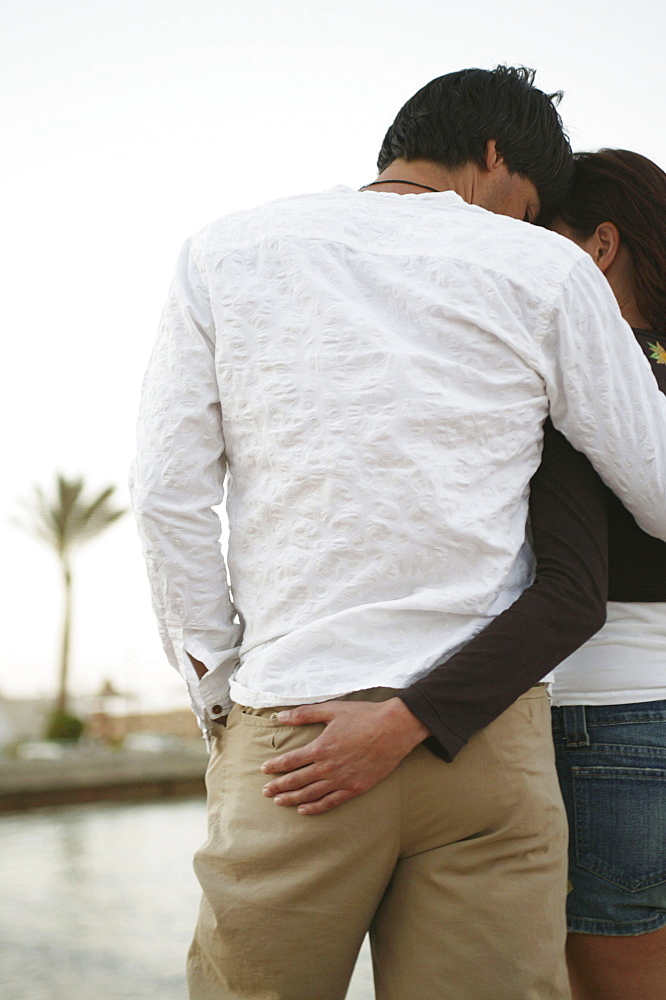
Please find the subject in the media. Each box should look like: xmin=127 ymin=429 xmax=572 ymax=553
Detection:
xmin=572 ymin=765 xmax=666 ymax=892
xmin=236 ymin=708 xmax=283 ymax=728
xmin=235 ymin=706 xmax=324 ymax=751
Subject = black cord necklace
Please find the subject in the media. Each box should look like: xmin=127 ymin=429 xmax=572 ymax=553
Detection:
xmin=361 ymin=179 xmax=440 ymax=192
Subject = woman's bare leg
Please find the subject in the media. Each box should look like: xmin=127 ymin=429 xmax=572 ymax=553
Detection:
xmin=567 ymin=926 xmax=666 ymax=1000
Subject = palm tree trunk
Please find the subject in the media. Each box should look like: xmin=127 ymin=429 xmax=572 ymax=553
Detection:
xmin=57 ymin=560 xmax=72 ymax=715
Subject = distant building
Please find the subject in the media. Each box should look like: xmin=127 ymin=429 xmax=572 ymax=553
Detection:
xmin=0 ymin=694 xmax=56 ymax=746
xmin=86 ymin=708 xmax=201 ymax=742
xmin=0 ymin=689 xmax=201 ymax=749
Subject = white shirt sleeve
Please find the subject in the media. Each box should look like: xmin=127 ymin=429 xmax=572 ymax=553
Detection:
xmin=538 ymin=254 xmax=666 ymax=540
xmin=129 ymin=240 xmax=242 ymax=728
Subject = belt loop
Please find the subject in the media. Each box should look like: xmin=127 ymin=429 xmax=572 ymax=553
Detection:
xmin=562 ymin=705 xmax=590 ymax=747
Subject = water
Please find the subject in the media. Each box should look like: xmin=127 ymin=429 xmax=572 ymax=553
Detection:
xmin=0 ymin=799 xmax=374 ymax=999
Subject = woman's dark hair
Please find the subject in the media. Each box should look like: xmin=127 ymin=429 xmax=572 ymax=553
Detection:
xmin=558 ymin=149 xmax=666 ymax=331
xmin=377 ymin=66 xmax=573 ymax=221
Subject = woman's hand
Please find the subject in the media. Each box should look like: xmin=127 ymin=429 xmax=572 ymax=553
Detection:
xmin=260 ymin=697 xmax=430 ymax=815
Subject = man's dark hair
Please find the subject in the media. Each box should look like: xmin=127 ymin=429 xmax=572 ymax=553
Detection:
xmin=377 ymin=66 xmax=573 ymax=221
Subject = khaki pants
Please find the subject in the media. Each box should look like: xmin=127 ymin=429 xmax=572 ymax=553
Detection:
xmin=188 ymin=686 xmax=570 ymax=1000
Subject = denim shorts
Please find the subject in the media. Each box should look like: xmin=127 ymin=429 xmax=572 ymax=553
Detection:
xmin=551 ymin=700 xmax=666 ymax=936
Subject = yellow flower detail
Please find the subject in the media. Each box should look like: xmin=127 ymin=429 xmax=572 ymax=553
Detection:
xmin=647 ymin=341 xmax=666 ymax=365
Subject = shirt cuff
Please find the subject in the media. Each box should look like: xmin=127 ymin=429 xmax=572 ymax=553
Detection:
xmin=398 ymin=687 xmax=467 ymax=763
xmin=166 ymin=625 xmax=241 ymax=726
xmin=198 ymin=668 xmax=235 ymax=720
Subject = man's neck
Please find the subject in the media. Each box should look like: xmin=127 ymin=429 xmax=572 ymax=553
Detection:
xmin=364 ymin=158 xmax=478 ymax=199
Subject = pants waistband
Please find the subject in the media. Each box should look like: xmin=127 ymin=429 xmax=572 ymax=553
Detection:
xmin=236 ymin=683 xmax=548 ymax=719
xmin=552 ymin=699 xmax=666 ymax=746
xmin=553 ymin=705 xmax=590 ymax=747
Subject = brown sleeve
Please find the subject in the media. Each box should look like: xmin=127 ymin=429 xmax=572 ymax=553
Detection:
xmin=399 ymin=419 xmax=609 ymax=761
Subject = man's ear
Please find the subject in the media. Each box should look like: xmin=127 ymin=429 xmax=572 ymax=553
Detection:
xmin=588 ymin=222 xmax=621 ymax=273
xmin=484 ymin=139 xmax=504 ymax=172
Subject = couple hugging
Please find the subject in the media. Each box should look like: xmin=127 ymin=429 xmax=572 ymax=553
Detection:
xmin=131 ymin=65 xmax=666 ymax=1000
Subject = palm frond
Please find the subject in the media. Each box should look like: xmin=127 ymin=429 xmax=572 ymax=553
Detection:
xmin=14 ymin=475 xmax=126 ymax=556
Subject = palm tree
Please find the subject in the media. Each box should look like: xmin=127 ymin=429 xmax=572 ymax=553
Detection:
xmin=16 ymin=475 xmax=126 ymax=733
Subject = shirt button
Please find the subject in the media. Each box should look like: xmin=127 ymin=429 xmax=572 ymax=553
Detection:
xmin=211 ymin=705 xmax=223 ymax=716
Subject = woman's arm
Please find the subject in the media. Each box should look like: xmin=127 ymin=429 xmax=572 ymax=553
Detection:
xmin=399 ymin=419 xmax=609 ymax=760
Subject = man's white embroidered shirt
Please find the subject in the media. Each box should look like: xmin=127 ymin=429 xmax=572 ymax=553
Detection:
xmin=130 ymin=187 xmax=666 ymax=734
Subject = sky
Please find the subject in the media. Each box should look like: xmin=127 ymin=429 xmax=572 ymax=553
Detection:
xmin=1 ymin=0 xmax=664 ymax=712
